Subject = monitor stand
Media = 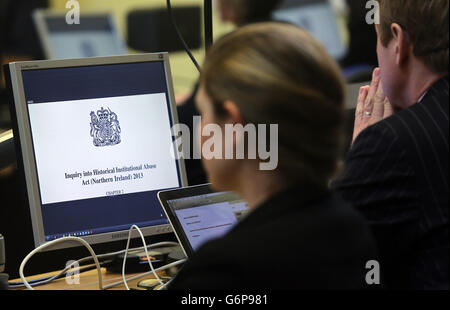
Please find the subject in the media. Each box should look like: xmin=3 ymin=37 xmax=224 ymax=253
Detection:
xmin=0 ymin=273 xmax=8 ymax=290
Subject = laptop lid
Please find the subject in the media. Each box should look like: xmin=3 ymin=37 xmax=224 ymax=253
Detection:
xmin=158 ymin=184 xmax=250 ymax=258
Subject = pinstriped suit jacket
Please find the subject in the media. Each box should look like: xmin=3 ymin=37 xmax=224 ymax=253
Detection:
xmin=334 ymin=77 xmax=449 ymax=290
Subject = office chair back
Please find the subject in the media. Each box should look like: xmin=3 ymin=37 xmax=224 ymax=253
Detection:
xmin=127 ymin=6 xmax=202 ymax=53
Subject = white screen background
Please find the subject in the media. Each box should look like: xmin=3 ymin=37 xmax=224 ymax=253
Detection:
xmin=28 ymin=93 xmax=180 ymax=205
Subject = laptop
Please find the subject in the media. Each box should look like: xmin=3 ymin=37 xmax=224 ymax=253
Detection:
xmin=158 ymin=184 xmax=250 ymax=257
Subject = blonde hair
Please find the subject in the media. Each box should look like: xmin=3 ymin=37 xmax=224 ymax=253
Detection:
xmin=201 ymin=23 xmax=346 ymax=187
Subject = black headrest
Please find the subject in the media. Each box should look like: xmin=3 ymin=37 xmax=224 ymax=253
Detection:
xmin=127 ymin=6 xmax=202 ymax=53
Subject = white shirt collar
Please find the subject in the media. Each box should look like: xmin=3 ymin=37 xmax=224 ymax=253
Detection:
xmin=418 ymin=90 xmax=428 ymax=103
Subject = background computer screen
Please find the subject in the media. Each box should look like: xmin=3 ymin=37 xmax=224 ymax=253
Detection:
xmin=273 ymin=0 xmax=347 ymax=60
xmin=20 ymin=60 xmax=183 ymax=242
xmin=38 ymin=14 xmax=126 ymax=59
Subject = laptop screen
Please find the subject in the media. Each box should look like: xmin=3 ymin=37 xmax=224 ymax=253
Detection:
xmin=167 ymin=192 xmax=249 ymax=252
xmin=20 ymin=60 xmax=183 ymax=241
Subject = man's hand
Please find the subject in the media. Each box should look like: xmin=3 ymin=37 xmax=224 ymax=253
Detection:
xmin=353 ymin=68 xmax=394 ymax=143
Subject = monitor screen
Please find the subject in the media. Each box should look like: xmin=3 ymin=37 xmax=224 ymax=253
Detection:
xmin=34 ymin=11 xmax=127 ymax=59
xmin=167 ymin=192 xmax=249 ymax=252
xmin=8 ymin=55 xmax=186 ymax=247
xmin=273 ymin=0 xmax=347 ymax=60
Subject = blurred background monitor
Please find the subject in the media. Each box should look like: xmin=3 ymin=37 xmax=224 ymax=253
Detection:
xmin=273 ymin=0 xmax=348 ymax=60
xmin=33 ymin=9 xmax=127 ymax=59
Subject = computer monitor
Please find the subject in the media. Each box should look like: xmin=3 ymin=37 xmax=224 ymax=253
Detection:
xmin=33 ymin=9 xmax=127 ymax=60
xmin=273 ymin=0 xmax=348 ymax=60
xmin=5 ymin=53 xmax=187 ymax=250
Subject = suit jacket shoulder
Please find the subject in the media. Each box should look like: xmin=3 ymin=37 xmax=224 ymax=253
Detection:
xmin=333 ymin=76 xmax=449 ymax=289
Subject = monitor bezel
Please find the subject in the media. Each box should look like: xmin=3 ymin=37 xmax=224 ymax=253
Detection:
xmin=33 ymin=9 xmax=127 ymax=60
xmin=7 ymin=53 xmax=188 ymax=251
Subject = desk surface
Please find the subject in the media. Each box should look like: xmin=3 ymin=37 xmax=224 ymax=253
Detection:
xmin=12 ymin=267 xmax=164 ymax=290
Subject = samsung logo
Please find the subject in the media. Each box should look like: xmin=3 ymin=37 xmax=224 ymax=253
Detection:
xmin=21 ymin=65 xmax=39 ymax=70
xmin=111 ymin=232 xmax=129 ymax=240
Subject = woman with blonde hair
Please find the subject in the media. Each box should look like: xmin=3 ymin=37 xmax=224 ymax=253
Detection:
xmin=169 ymin=23 xmax=378 ymax=290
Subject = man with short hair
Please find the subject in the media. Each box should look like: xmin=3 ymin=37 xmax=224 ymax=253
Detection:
xmin=334 ymin=0 xmax=449 ymax=289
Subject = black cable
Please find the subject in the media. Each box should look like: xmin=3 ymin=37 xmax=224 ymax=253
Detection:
xmin=204 ymin=0 xmax=213 ymax=51
xmin=166 ymin=0 xmax=201 ymax=72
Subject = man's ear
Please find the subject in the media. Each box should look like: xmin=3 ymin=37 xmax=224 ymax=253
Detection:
xmin=223 ymin=100 xmax=243 ymax=124
xmin=391 ymin=23 xmax=411 ymax=67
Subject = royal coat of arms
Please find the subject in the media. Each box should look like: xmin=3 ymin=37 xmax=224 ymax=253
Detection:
xmin=90 ymin=107 xmax=121 ymax=147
